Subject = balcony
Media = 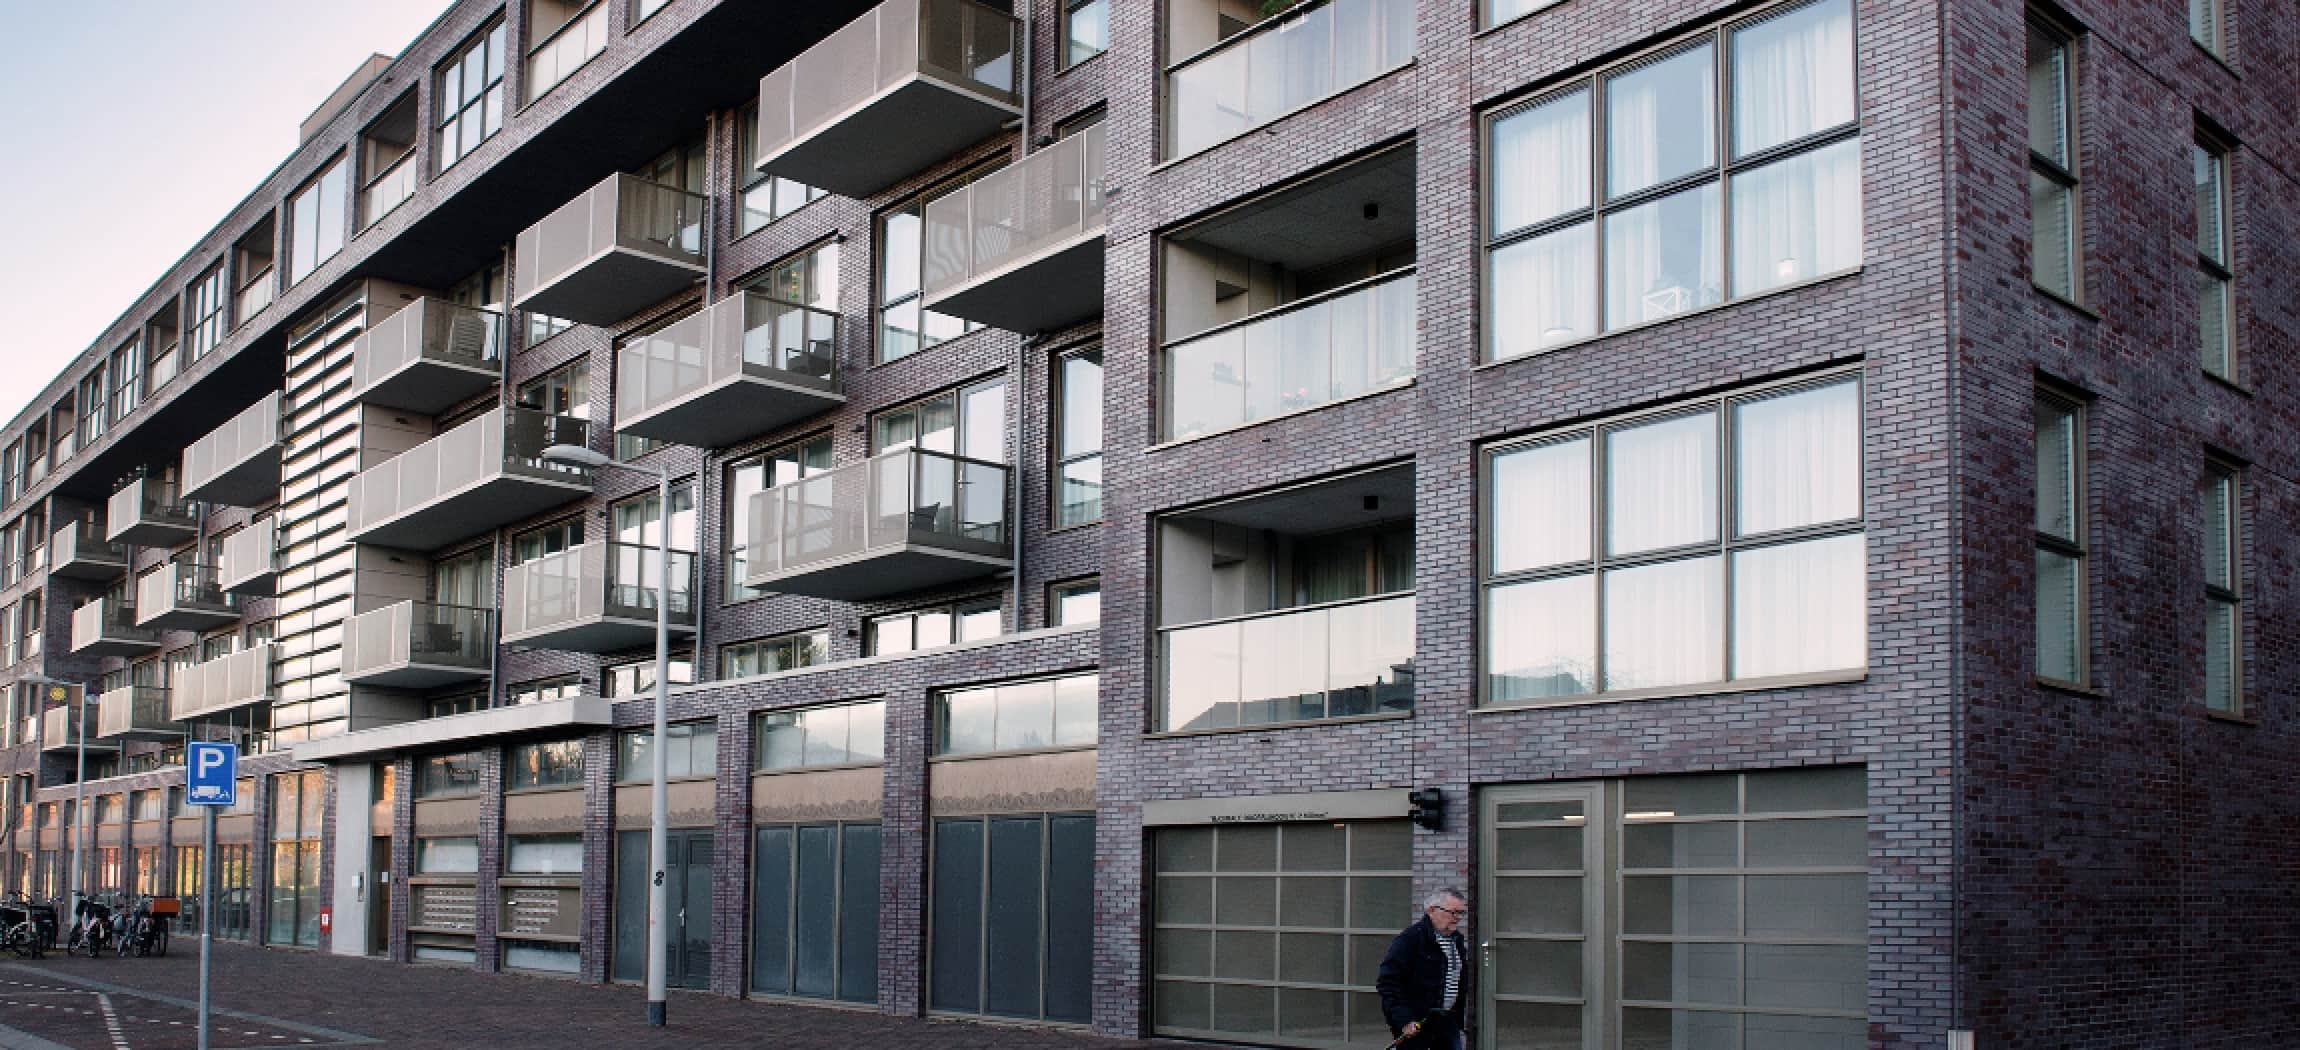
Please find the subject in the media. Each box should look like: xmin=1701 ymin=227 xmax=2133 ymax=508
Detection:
xmin=1162 ymin=270 xmax=1416 ymax=442
xmin=613 ymin=292 xmax=842 ymax=448
xmin=49 ymin=522 xmax=128 ymax=581
xmin=1159 ymin=592 xmax=1415 ymax=732
xmin=745 ymin=448 xmax=1010 ymax=601
xmin=106 ymin=476 xmax=199 ymax=547
xmin=352 ymin=299 xmax=505 ymax=415
xmin=501 ymin=541 xmax=698 ymax=653
xmin=296 ymin=696 xmax=612 ymax=764
xmin=70 ymin=598 xmax=159 ymax=658
xmin=172 ymin=645 xmax=274 ymax=722
xmin=135 ymin=563 xmax=240 ymax=632
xmin=513 ymin=174 xmax=706 ymax=327
xmin=182 ymin=393 xmax=282 ymax=506
xmin=921 ymin=122 xmax=1107 ymax=333
xmin=41 ymin=703 xmax=116 ymax=754
xmin=346 ymin=410 xmax=592 ymax=551
xmin=97 ymin=686 xmax=177 ymax=742
xmin=753 ymin=0 xmax=1021 ymax=197
xmin=235 ymin=268 xmax=275 ymax=325
xmin=341 ymin=602 xmax=494 ymax=688
xmin=1165 ymin=0 xmax=1415 ymax=159
xmin=220 ymin=517 xmax=279 ymax=596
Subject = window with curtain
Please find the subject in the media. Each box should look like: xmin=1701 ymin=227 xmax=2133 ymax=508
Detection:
xmin=2034 ymin=390 xmax=2085 ymax=686
xmin=511 ymin=519 xmax=583 ymax=564
xmin=724 ymin=435 xmax=832 ymax=600
xmin=872 ymin=378 xmax=1007 ymax=462
xmin=432 ymin=548 xmax=495 ymax=608
xmin=2193 ymin=137 xmax=2234 ymax=380
xmin=1484 ymin=373 xmax=1863 ymax=703
xmin=2202 ymin=461 xmax=2241 ymax=715
xmin=184 ymin=266 xmax=227 ymax=365
xmin=2027 ymin=16 xmax=2080 ymax=302
xmin=868 ymin=597 xmax=1002 ymax=656
xmin=1050 ymin=578 xmax=1100 ymax=626
xmin=1484 ymin=0 xmax=1858 ymax=362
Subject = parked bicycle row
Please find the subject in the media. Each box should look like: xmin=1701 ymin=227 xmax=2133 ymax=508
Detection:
xmin=1 ymin=891 xmax=174 ymax=959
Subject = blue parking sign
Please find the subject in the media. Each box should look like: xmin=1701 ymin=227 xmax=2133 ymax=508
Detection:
xmin=186 ymin=742 xmax=238 ymax=807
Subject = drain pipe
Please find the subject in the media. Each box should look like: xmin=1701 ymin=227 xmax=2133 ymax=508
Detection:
xmin=1017 ymin=1 xmax=1036 ymax=156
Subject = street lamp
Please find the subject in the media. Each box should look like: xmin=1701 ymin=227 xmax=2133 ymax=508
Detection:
xmin=22 ymin=674 xmax=82 ymax=915
xmin=539 ymin=443 xmax=673 ymax=1027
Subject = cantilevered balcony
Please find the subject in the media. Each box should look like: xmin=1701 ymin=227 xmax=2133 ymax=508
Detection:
xmin=744 ymin=448 xmax=1010 ymax=601
xmin=106 ymin=477 xmax=198 ymax=547
xmin=41 ymin=703 xmax=116 ymax=753
xmin=753 ymin=0 xmax=1021 ymax=197
xmin=219 ymin=517 xmax=279 ymax=596
xmin=613 ymin=292 xmax=842 ymax=448
xmin=49 ymin=521 xmax=128 ymax=581
xmin=181 ymin=393 xmax=281 ymax=507
xmin=921 ymin=122 xmax=1107 ymax=333
xmin=296 ymin=696 xmax=612 ymax=764
xmin=172 ymin=645 xmax=274 ymax=722
xmin=513 ymin=174 xmax=706 ymax=326
xmin=70 ymin=598 xmax=159 ymax=658
xmin=136 ymin=563 xmax=239 ymax=631
xmin=97 ymin=686 xmax=177 ymax=742
xmin=346 ymin=410 xmax=593 ymax=551
xmin=341 ymin=601 xmax=494 ymax=688
xmin=501 ymin=541 xmax=698 ymax=653
xmin=352 ymin=298 xmax=505 ymax=414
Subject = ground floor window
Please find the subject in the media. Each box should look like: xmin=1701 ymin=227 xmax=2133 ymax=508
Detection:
xmin=213 ymin=844 xmax=253 ymax=941
xmin=752 ymin=822 xmax=879 ymax=1002
xmin=1150 ymin=819 xmax=1413 ymax=1047
xmin=132 ymin=846 xmax=160 ymax=896
xmin=613 ymin=829 xmax=713 ymax=988
xmin=267 ymin=771 xmax=324 ymax=947
xmin=928 ymin=813 xmax=1094 ymax=1022
xmin=97 ymin=846 xmax=122 ymax=894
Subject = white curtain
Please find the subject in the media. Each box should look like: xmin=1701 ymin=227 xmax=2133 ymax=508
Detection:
xmin=1491 ymin=436 xmax=1592 ymax=573
xmin=1733 ymin=378 xmax=1860 ymax=536
xmin=1732 ymin=534 xmax=1864 ymax=678
xmin=1488 ymin=574 xmax=1595 ymax=700
xmin=1603 ymin=556 xmax=1722 ymax=690
xmin=1606 ymin=45 xmax=1715 ymax=198
xmin=1493 ymin=90 xmax=1590 ymax=234
xmin=1493 ymin=223 xmax=1596 ymax=358
xmin=1732 ymin=0 xmax=1855 ymax=157
xmin=1606 ymin=183 xmax=1722 ymax=328
xmin=1607 ymin=411 xmax=1718 ymax=556
xmin=1730 ymin=137 xmax=1861 ymax=295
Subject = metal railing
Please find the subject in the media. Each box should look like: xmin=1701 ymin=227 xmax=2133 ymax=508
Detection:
xmin=755 ymin=0 xmax=1021 ymax=163
xmin=346 ymin=410 xmax=593 ymax=538
xmin=614 ymin=293 xmax=839 ymax=423
xmin=924 ymin=122 xmax=1106 ymax=296
xmin=1165 ymin=0 xmax=1416 ymax=157
xmin=361 ymin=151 xmax=419 ymax=228
xmin=501 ymin=541 xmax=698 ymax=640
xmin=353 ymin=298 xmax=505 ymax=394
xmin=107 ymin=476 xmax=199 ymax=541
xmin=514 ymin=174 xmax=706 ymax=304
xmin=182 ymin=393 xmax=280 ymax=498
xmin=342 ymin=602 xmax=495 ymax=680
xmin=524 ymin=0 xmax=607 ymax=102
xmin=97 ymin=686 xmax=174 ymax=738
xmin=1161 ymin=269 xmax=1416 ymax=441
xmin=747 ymin=447 xmax=1010 ymax=580
xmin=173 ymin=645 xmax=274 ymax=721
xmin=1158 ymin=591 xmax=1415 ymax=731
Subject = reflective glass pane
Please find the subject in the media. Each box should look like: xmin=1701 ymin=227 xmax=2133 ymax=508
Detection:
xmin=1491 ymin=222 xmax=1598 ymax=360
xmin=1493 ymin=90 xmax=1592 ymax=233
xmin=1734 ymin=379 xmax=1860 ymax=535
xmin=1488 ymin=574 xmax=1597 ymax=702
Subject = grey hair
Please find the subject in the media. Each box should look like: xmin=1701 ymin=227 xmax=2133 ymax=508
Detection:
xmin=1423 ymin=887 xmax=1466 ymax=911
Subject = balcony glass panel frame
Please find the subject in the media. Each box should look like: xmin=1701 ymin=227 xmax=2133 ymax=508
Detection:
xmin=613 ymin=293 xmax=843 ymax=447
xmin=745 ymin=448 xmax=1012 ymax=601
xmin=513 ymin=174 xmax=709 ymax=326
xmin=352 ymin=298 xmax=507 ymax=414
xmin=341 ymin=601 xmax=497 ymax=688
xmin=1160 ymin=269 xmax=1417 ymax=443
xmin=1164 ymin=0 xmax=1417 ymax=160
xmin=918 ymin=122 xmax=1108 ymax=332
xmin=1158 ymin=591 xmax=1416 ymax=733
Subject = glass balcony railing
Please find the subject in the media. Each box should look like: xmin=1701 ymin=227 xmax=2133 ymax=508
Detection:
xmin=746 ymin=448 xmax=1011 ymax=600
xmin=106 ymin=476 xmax=200 ymax=546
xmin=341 ymin=601 xmax=495 ymax=687
xmin=173 ymin=645 xmax=274 ymax=722
xmin=613 ymin=292 xmax=841 ymax=447
xmin=182 ymin=393 xmax=281 ymax=506
xmin=97 ymin=685 xmax=174 ymax=740
xmin=1159 ymin=592 xmax=1415 ymax=732
xmin=1161 ymin=269 xmax=1416 ymax=441
xmin=352 ymin=298 xmax=505 ymax=414
xmin=753 ymin=0 xmax=1021 ymax=196
xmin=346 ymin=409 xmax=592 ymax=550
xmin=920 ymin=122 xmax=1108 ymax=331
xmin=501 ymin=541 xmax=699 ymax=652
xmin=1166 ymin=0 xmax=1415 ymax=158
xmin=361 ymin=152 xmax=419 ymax=229
xmin=514 ymin=174 xmax=708 ymax=326
xmin=524 ymin=0 xmax=607 ymax=103
xmin=52 ymin=520 xmax=128 ymax=579
xmin=234 ymin=270 xmax=275 ymax=327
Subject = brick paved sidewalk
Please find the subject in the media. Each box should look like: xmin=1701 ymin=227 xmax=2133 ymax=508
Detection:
xmin=0 ymin=945 xmax=1162 ymax=1050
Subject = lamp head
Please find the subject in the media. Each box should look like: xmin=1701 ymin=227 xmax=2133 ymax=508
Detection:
xmin=540 ymin=444 xmax=611 ymax=470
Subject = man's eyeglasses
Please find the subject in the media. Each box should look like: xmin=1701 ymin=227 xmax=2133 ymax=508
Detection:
xmin=1434 ymin=905 xmax=1467 ymax=918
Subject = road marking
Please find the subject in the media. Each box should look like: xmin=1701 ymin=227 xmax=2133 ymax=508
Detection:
xmin=95 ymin=992 xmax=130 ymax=1050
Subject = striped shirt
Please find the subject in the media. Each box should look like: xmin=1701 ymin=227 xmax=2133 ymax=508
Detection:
xmin=1436 ymin=929 xmax=1463 ymax=1011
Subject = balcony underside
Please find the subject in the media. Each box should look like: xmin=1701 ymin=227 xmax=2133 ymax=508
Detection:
xmin=514 ymin=248 xmax=704 ymax=328
xmin=138 ymin=606 xmax=242 ymax=633
xmin=100 ymin=722 xmax=179 ymax=743
xmin=749 ymin=544 xmax=1010 ymax=602
xmin=361 ymin=357 xmax=501 ymax=415
xmin=349 ymin=475 xmax=590 ymax=551
xmin=111 ymin=519 xmax=198 ymax=548
xmin=174 ymin=691 xmax=270 ymax=723
xmin=295 ymin=696 xmax=613 ymax=763
xmin=51 ymin=552 xmax=128 ymax=581
xmin=759 ymin=76 xmax=1019 ymax=199
xmin=74 ymin=633 xmax=161 ymax=659
xmin=503 ymin=615 xmax=697 ymax=655
xmin=184 ymin=451 xmax=280 ymax=507
xmin=222 ymin=565 xmax=277 ymax=597
xmin=42 ymin=738 xmax=119 ymax=754
xmin=341 ymin=660 xmax=491 ymax=690
xmin=924 ymin=231 xmax=1104 ymax=334
xmin=617 ymin=375 xmax=844 ymax=448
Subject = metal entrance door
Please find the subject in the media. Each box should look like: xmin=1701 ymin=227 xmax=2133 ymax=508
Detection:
xmin=1480 ymin=784 xmax=1605 ymax=1050
xmin=615 ymin=829 xmax=713 ymax=989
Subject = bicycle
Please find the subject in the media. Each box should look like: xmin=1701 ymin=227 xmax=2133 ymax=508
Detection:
xmin=0 ymin=894 xmax=42 ymax=959
xmin=65 ymin=892 xmax=115 ymax=959
xmin=115 ymin=896 xmax=171 ymax=958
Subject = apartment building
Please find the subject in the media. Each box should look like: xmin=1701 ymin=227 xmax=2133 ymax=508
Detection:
xmin=0 ymin=0 xmax=2289 ymax=1045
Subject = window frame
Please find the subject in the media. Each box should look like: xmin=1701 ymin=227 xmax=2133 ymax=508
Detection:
xmin=434 ymin=16 xmax=509 ymax=175
xmin=1050 ymin=344 xmax=1104 ymax=529
xmin=1061 ymin=0 xmax=1109 ymax=69
xmin=873 ymin=166 xmax=1001 ymax=365
xmin=753 ymin=699 xmax=888 ymax=772
xmin=931 ymin=671 xmax=1100 ymax=758
xmin=505 ymin=738 xmax=586 ymax=792
xmin=1048 ymin=577 xmax=1101 ymax=628
xmin=2033 ymin=387 xmax=2088 ymax=689
xmin=719 ymin=628 xmax=830 ymax=679
xmin=721 ymin=433 xmax=834 ymax=603
xmin=2193 ymin=133 xmax=2235 ymax=381
xmin=2026 ymin=13 xmax=2083 ymax=304
xmin=867 ymin=595 xmax=1005 ymax=656
xmin=285 ymin=153 xmax=351 ymax=289
xmin=615 ymin=720 xmax=718 ymax=782
xmin=735 ymin=101 xmax=826 ymax=238
xmin=2202 ymin=458 xmax=2243 ymax=717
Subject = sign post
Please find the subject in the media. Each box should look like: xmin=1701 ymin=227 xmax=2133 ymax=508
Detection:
xmin=185 ymin=742 xmax=238 ymax=1050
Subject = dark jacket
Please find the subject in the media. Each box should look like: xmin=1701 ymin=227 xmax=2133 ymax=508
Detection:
xmin=1376 ymin=914 xmax=1469 ymax=1048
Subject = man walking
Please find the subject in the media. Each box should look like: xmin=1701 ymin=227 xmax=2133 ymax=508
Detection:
xmin=1377 ymin=887 xmax=1471 ymax=1049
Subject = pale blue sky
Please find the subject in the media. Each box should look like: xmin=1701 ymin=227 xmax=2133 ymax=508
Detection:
xmin=0 ymin=0 xmax=447 ymax=428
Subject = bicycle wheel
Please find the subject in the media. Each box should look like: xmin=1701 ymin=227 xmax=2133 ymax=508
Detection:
xmin=153 ymin=925 xmax=169 ymax=957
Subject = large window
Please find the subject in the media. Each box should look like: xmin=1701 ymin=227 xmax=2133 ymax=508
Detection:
xmin=720 ymin=629 xmax=828 ymax=679
xmin=2034 ymin=390 xmax=2086 ymax=686
xmin=417 ymin=752 xmax=484 ymax=797
xmin=929 ymin=812 xmax=1094 ymax=1022
xmin=877 ymin=178 xmax=990 ymax=363
xmin=1150 ymin=820 xmax=1413 ymax=1047
xmin=723 ymin=436 xmax=832 ymax=600
xmin=436 ymin=18 xmax=507 ymax=172
xmin=2194 ymin=136 xmax=2234 ymax=379
xmin=507 ymin=739 xmax=584 ymax=790
xmin=934 ymin=672 xmax=1098 ymax=756
xmin=184 ymin=267 xmax=226 ymax=364
xmin=1054 ymin=347 xmax=1104 ymax=527
xmin=754 ymin=822 xmax=880 ymax=1002
xmin=602 ymin=653 xmax=693 ymax=698
xmin=617 ymin=721 xmax=717 ymax=781
xmin=869 ymin=597 xmax=1002 ymax=656
xmin=1485 ymin=0 xmax=1858 ymax=362
xmin=286 ymin=156 xmax=350 ymax=287
xmin=1063 ymin=0 xmax=1108 ymax=67
xmin=1483 ymin=374 xmax=1864 ymax=703
xmin=525 ymin=0 xmax=607 ymax=103
xmin=2203 ymin=461 xmax=2241 ymax=715
xmin=872 ymin=378 xmax=1007 ymax=461
xmin=267 ymin=771 xmax=324 ymax=947
xmin=757 ymin=700 xmax=886 ymax=771
xmin=2027 ymin=16 xmax=2080 ymax=302
xmin=736 ymin=101 xmax=825 ymax=237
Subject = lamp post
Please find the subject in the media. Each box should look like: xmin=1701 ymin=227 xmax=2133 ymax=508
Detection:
xmin=539 ymin=444 xmax=672 ymax=1026
xmin=22 ymin=674 xmax=82 ymax=913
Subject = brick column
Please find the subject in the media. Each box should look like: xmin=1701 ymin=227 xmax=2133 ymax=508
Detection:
xmin=710 ymin=709 xmax=749 ymax=997
xmin=578 ymin=731 xmax=614 ymax=984
xmin=878 ymin=685 xmax=930 ymax=1016
xmin=473 ymin=748 xmax=504 ymax=971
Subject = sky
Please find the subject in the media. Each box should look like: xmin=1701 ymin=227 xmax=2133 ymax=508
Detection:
xmin=0 ymin=0 xmax=449 ymax=429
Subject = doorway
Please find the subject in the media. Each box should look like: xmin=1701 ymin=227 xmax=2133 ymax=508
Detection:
xmin=614 ymin=829 xmax=712 ymax=988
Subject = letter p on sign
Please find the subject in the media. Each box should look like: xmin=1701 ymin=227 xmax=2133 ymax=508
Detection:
xmin=186 ymin=742 xmax=238 ymax=807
